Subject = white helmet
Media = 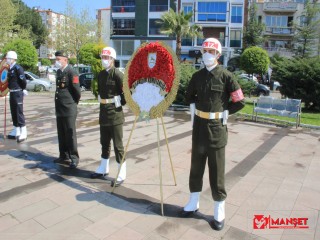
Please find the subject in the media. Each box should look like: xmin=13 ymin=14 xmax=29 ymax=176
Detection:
xmin=6 ymin=51 xmax=18 ymax=60
xmin=202 ymin=38 xmax=222 ymax=54
xmin=101 ymin=47 xmax=116 ymax=59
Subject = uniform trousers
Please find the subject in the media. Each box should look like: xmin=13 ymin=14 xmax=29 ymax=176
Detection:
xmin=189 ymin=142 xmax=227 ymax=202
xmin=100 ymin=124 xmax=124 ymax=163
xmin=56 ymin=115 xmax=79 ymax=162
xmin=9 ymin=91 xmax=25 ymax=127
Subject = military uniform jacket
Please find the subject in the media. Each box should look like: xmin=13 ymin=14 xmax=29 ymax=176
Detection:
xmin=55 ymin=65 xmax=81 ymax=117
xmin=8 ymin=64 xmax=26 ymax=90
xmin=98 ymin=67 xmax=125 ymax=126
xmin=186 ymin=65 xmax=245 ymax=148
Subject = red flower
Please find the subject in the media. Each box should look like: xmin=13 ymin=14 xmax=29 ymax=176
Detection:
xmin=128 ymin=42 xmax=175 ymax=92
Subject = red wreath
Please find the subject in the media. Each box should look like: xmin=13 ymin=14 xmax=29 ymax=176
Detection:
xmin=128 ymin=42 xmax=175 ymax=93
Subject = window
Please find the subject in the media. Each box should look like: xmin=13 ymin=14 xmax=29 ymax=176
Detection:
xmin=150 ymin=0 xmax=168 ymax=12
xmin=231 ymin=6 xmax=242 ymax=23
xmin=230 ymin=30 xmax=241 ymax=47
xmin=182 ymin=38 xmax=193 ymax=46
xmin=265 ymin=16 xmax=288 ymax=27
xmin=112 ymin=0 xmax=135 ymax=13
xmin=149 ymin=19 xmax=162 ymax=35
xmin=113 ymin=19 xmax=135 ymax=35
xmin=198 ymin=2 xmax=227 ymax=22
xmin=183 ymin=5 xmax=193 ymax=14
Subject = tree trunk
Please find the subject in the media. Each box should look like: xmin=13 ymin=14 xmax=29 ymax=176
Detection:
xmin=176 ymin=35 xmax=182 ymax=61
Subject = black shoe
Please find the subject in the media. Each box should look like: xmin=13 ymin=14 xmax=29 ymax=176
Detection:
xmin=111 ymin=180 xmax=124 ymax=187
xmin=211 ymin=219 xmax=225 ymax=231
xmin=69 ymin=162 xmax=78 ymax=169
xmin=53 ymin=157 xmax=69 ymax=163
xmin=90 ymin=172 xmax=108 ymax=179
xmin=180 ymin=208 xmax=199 ymax=218
xmin=69 ymin=159 xmax=79 ymax=169
xmin=7 ymin=135 xmax=16 ymax=140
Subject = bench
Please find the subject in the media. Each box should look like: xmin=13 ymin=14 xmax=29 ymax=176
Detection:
xmin=252 ymin=96 xmax=302 ymax=128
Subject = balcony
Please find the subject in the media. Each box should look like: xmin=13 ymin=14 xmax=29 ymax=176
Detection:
xmin=112 ymin=6 xmax=135 ymax=13
xmin=264 ymin=47 xmax=294 ymax=58
xmin=265 ymin=27 xmax=294 ymax=35
xmin=112 ymin=28 xmax=135 ymax=36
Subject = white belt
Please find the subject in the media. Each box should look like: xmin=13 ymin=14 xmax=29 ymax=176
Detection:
xmin=100 ymin=98 xmax=115 ymax=104
xmin=195 ymin=109 xmax=223 ymax=120
xmin=10 ymin=89 xmax=22 ymax=92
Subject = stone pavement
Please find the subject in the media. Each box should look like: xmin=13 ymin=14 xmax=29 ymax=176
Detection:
xmin=0 ymin=92 xmax=319 ymax=240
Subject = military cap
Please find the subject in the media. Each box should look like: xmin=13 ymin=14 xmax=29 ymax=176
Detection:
xmin=55 ymin=50 xmax=68 ymax=58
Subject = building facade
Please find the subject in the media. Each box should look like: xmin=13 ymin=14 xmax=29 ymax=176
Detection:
xmin=255 ymin=0 xmax=307 ymax=58
xmin=97 ymin=8 xmax=111 ymax=46
xmin=37 ymin=9 xmax=66 ymax=59
xmin=106 ymin=0 xmax=245 ymax=68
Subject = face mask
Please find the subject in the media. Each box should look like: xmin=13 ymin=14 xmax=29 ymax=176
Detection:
xmin=202 ymin=52 xmax=217 ymax=67
xmin=55 ymin=60 xmax=62 ymax=69
xmin=102 ymin=59 xmax=111 ymax=69
xmin=6 ymin=58 xmax=13 ymax=65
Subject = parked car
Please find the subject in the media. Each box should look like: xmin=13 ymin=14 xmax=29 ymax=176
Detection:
xmin=238 ymin=75 xmax=270 ymax=96
xmin=25 ymin=71 xmax=52 ymax=91
xmin=47 ymin=67 xmax=58 ymax=83
xmin=79 ymin=73 xmax=94 ymax=91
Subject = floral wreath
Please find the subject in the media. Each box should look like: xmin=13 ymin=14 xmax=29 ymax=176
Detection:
xmin=123 ymin=42 xmax=180 ymax=119
xmin=0 ymin=60 xmax=9 ymax=97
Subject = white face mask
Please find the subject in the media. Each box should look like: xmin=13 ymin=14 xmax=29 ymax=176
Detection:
xmin=102 ymin=59 xmax=111 ymax=69
xmin=55 ymin=60 xmax=63 ymax=69
xmin=202 ymin=52 xmax=217 ymax=67
xmin=6 ymin=58 xmax=13 ymax=65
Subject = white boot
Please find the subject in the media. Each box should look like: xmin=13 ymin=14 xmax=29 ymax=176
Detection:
xmin=95 ymin=158 xmax=109 ymax=174
xmin=214 ymin=200 xmax=225 ymax=222
xmin=117 ymin=162 xmax=126 ymax=181
xmin=17 ymin=126 xmax=27 ymax=142
xmin=183 ymin=192 xmax=200 ymax=212
xmin=16 ymin=127 xmax=21 ymax=138
xmin=7 ymin=127 xmax=17 ymax=139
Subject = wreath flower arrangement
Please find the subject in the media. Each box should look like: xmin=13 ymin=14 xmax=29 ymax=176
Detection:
xmin=123 ymin=42 xmax=180 ymax=119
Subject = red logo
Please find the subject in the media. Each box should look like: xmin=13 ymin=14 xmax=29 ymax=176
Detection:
xmin=253 ymin=214 xmax=309 ymax=229
xmin=203 ymin=41 xmax=219 ymax=49
xmin=102 ymin=50 xmax=111 ymax=55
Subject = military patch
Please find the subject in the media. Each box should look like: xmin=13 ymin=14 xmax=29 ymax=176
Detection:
xmin=19 ymin=75 xmax=24 ymax=80
xmin=231 ymin=88 xmax=244 ymax=103
xmin=73 ymin=76 xmax=79 ymax=83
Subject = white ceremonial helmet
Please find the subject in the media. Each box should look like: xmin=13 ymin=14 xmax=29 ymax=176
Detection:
xmin=6 ymin=51 xmax=18 ymax=60
xmin=201 ymin=38 xmax=222 ymax=54
xmin=101 ymin=47 xmax=116 ymax=59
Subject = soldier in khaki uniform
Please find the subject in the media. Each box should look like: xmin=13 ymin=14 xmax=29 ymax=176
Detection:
xmin=90 ymin=47 xmax=126 ymax=187
xmin=181 ymin=38 xmax=245 ymax=230
xmin=53 ymin=51 xmax=81 ymax=169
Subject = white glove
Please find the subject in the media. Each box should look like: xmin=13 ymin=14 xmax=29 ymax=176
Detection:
xmin=114 ymin=95 xmax=121 ymax=108
xmin=190 ymin=103 xmax=195 ymax=127
xmin=98 ymin=95 xmax=101 ymax=103
xmin=23 ymin=90 xmax=28 ymax=96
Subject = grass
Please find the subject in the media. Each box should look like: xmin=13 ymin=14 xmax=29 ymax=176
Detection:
xmin=239 ymin=99 xmax=320 ymax=127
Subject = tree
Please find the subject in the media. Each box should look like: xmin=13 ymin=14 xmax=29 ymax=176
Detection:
xmin=78 ymin=42 xmax=105 ymax=98
xmin=293 ymin=0 xmax=320 ymax=58
xmin=173 ymin=63 xmax=197 ymax=105
xmin=11 ymin=0 xmax=48 ymax=48
xmin=2 ymin=39 xmax=38 ymax=71
xmin=242 ymin=3 xmax=265 ymax=49
xmin=0 ymin=0 xmax=17 ymax=51
xmin=56 ymin=1 xmax=97 ymax=67
xmin=272 ymin=57 xmax=320 ymax=111
xmin=240 ymin=46 xmax=270 ymax=78
xmin=157 ymin=9 xmax=202 ymax=60
xmin=40 ymin=58 xmax=51 ymax=66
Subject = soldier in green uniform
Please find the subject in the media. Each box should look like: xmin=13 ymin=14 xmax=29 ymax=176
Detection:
xmin=90 ymin=47 xmax=126 ymax=187
xmin=53 ymin=50 xmax=81 ymax=169
xmin=181 ymin=38 xmax=245 ymax=231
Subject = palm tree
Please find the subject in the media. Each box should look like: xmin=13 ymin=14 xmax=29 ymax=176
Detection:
xmin=157 ymin=9 xmax=202 ymax=60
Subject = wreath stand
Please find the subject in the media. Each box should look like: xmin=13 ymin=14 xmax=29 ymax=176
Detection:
xmin=111 ymin=115 xmax=177 ymax=216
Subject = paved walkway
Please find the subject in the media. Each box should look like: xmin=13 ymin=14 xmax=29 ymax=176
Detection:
xmin=0 ymin=92 xmax=319 ymax=240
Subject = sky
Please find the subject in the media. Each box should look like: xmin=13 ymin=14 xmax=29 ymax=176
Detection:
xmin=22 ymin=0 xmax=110 ymax=18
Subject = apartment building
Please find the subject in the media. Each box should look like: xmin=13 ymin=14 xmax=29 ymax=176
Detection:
xmin=36 ymin=9 xmax=66 ymax=59
xmin=255 ymin=0 xmax=310 ymax=58
xmin=106 ymin=0 xmax=245 ymax=68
